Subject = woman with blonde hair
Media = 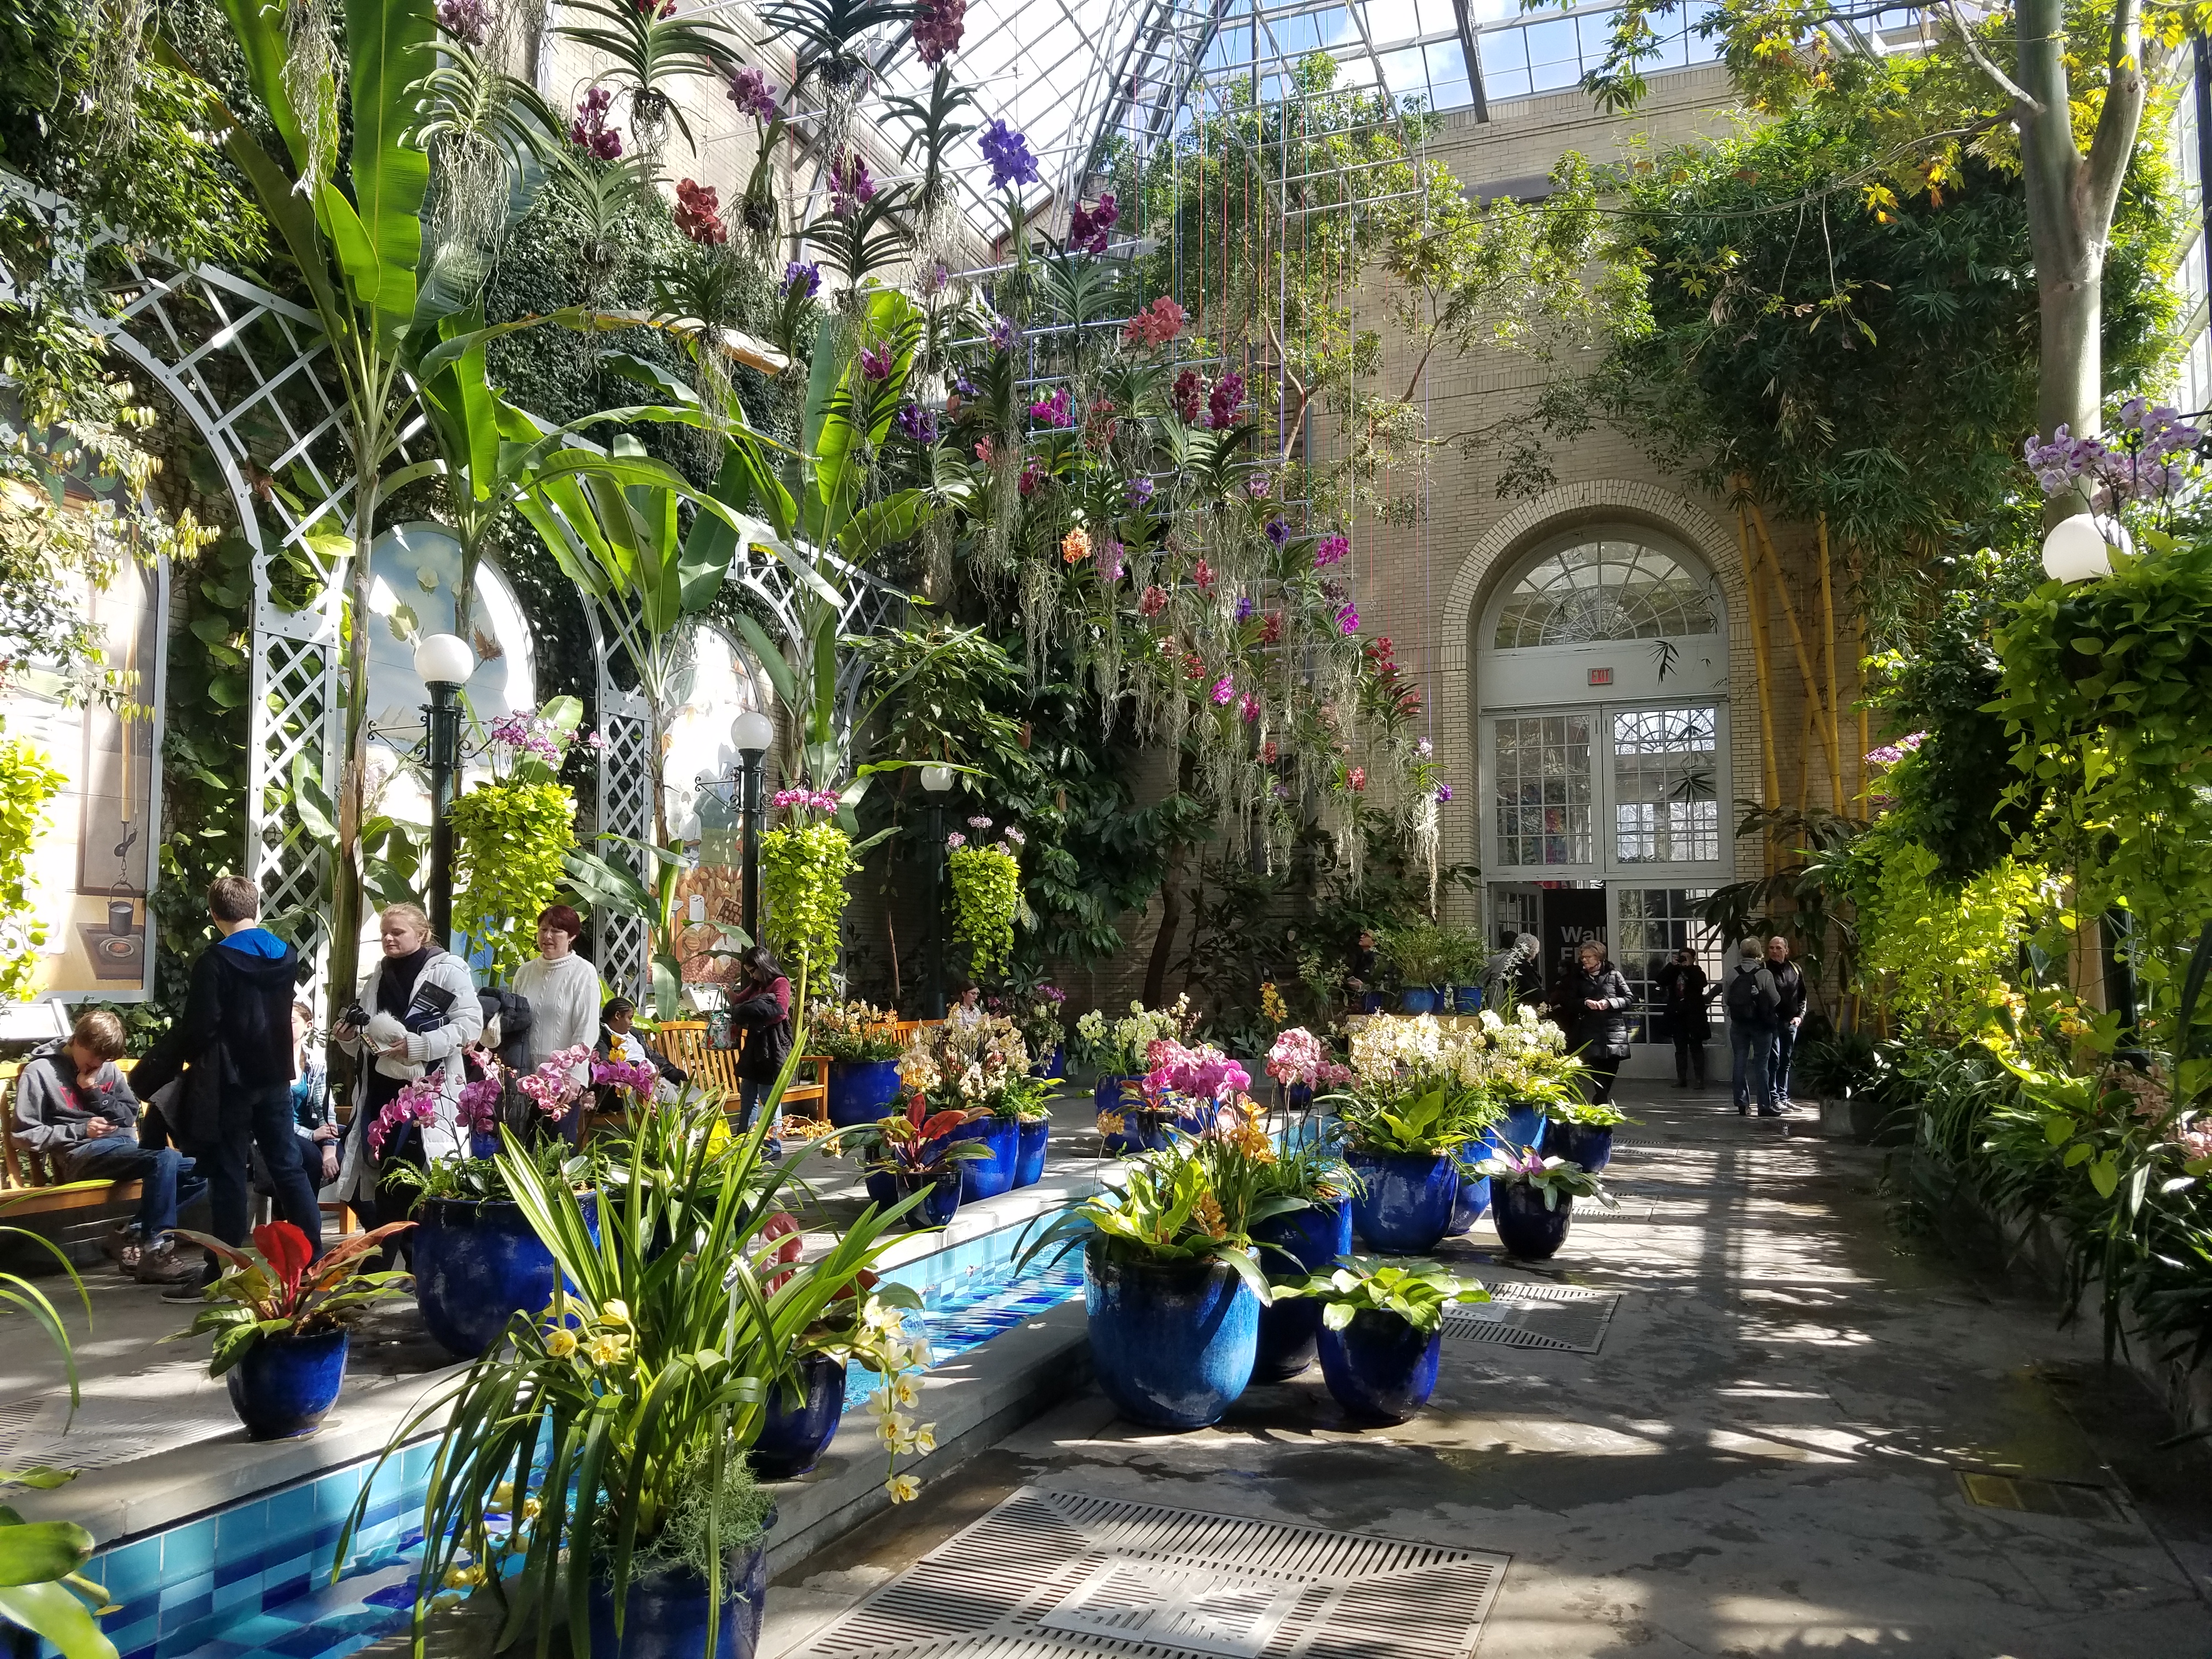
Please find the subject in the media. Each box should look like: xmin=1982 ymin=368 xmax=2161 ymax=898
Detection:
xmin=333 ymin=903 xmax=482 ymax=1249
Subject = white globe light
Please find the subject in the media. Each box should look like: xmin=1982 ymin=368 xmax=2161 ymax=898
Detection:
xmin=2041 ymin=514 xmax=2120 ymax=584
xmin=919 ymin=764 xmax=953 ymax=794
xmin=412 ymin=632 xmax=476 ymax=686
xmin=730 ymin=708 xmax=776 ymax=756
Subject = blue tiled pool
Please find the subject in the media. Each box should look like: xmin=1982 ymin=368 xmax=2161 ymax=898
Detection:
xmin=49 ymin=1233 xmax=1088 ymax=1659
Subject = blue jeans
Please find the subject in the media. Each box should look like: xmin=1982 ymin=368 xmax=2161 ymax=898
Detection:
xmin=63 ymin=1137 xmax=207 ymax=1241
xmin=1769 ymin=1023 xmax=1798 ymax=1103
xmin=206 ymin=1083 xmax=324 ymax=1258
xmin=1731 ymin=1024 xmax=1774 ymax=1111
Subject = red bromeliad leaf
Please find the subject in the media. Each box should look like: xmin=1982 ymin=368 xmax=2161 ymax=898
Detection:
xmin=760 ymin=1211 xmax=804 ymax=1266
xmin=253 ymin=1222 xmax=315 ymax=1305
xmin=904 ymin=1095 xmax=927 ymax=1129
xmin=918 ymin=1110 xmax=970 ymax=1143
xmin=307 ymin=1222 xmax=415 ymax=1290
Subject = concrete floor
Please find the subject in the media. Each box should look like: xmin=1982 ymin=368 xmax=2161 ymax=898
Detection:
xmin=761 ymin=1087 xmax=2212 ymax=1658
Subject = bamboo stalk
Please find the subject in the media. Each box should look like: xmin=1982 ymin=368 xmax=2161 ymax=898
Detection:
xmin=1748 ymin=503 xmax=1842 ymax=813
xmin=1816 ymin=514 xmax=1844 ymax=815
xmin=1736 ymin=506 xmax=1782 ymax=813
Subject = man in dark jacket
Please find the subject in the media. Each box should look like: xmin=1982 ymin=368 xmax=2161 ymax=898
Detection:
xmin=1765 ymin=935 xmax=1809 ymax=1108
xmin=1723 ymin=939 xmax=1781 ymax=1116
xmin=1654 ymin=948 xmax=1712 ymax=1089
xmin=132 ymin=876 xmax=321 ymax=1293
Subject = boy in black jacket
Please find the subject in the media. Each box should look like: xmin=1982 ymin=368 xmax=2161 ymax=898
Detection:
xmin=132 ymin=877 xmax=322 ymax=1293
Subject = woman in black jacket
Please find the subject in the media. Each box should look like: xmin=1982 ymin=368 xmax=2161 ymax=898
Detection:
xmin=726 ymin=946 xmax=793 ymax=1128
xmin=1558 ymin=940 xmax=1635 ymax=1105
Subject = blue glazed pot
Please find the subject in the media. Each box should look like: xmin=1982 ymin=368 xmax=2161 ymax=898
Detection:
xmin=1361 ymin=991 xmax=1386 ymax=1015
xmin=953 ymin=1116 xmax=1019 ymax=1201
xmin=1013 ymin=1117 xmax=1051 ymax=1187
xmin=415 ymin=1192 xmax=601 ymax=1361
xmin=586 ymin=1544 xmax=768 ymax=1659
xmin=226 ymin=1328 xmax=348 ymax=1440
xmin=750 ymin=1352 xmax=846 ymax=1480
xmin=1492 ymin=1181 xmax=1573 ymax=1260
xmin=1497 ymin=1102 xmax=1548 ymax=1155
xmin=1548 ymin=1120 xmax=1615 ymax=1173
xmin=1250 ymin=1199 xmax=1353 ymax=1382
xmin=827 ymin=1059 xmax=905 ymax=1128
xmin=1094 ymin=1074 xmax=1136 ymax=1116
xmin=1318 ymin=1310 xmax=1443 ymax=1425
xmin=1451 ymin=984 xmax=1484 ymax=1014
xmin=1085 ymin=1239 xmax=1260 ymax=1429
xmin=1348 ymin=1150 xmax=1460 ymax=1254
xmin=864 ymin=1169 xmax=961 ymax=1229
xmin=1399 ymin=987 xmax=1440 ymax=1015
xmin=469 ymin=1132 xmax=502 ymax=1161
xmin=1445 ymin=1159 xmax=1489 ymax=1235
xmin=1031 ymin=1043 xmax=1067 ymax=1080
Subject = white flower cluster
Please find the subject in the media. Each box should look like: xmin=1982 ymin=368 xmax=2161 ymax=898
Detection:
xmin=1078 ymin=994 xmax=1196 ymax=1073
xmin=1349 ymin=1014 xmax=1488 ymax=1090
xmin=899 ymin=1013 xmax=1030 ymax=1106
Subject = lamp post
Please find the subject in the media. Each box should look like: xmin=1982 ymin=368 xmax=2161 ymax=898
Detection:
xmin=732 ymin=708 xmax=776 ymax=949
xmin=413 ymin=633 xmax=476 ymax=947
xmin=920 ymin=763 xmax=953 ymax=1019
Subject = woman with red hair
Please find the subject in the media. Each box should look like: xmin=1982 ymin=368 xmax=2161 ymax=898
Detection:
xmin=511 ymin=905 xmax=603 ymax=1105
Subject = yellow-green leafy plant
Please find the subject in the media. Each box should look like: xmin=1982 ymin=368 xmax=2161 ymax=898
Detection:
xmin=945 ymin=819 xmax=1022 ymax=975
xmin=450 ymin=782 xmax=578 ymax=980
xmin=760 ymin=800 xmax=856 ymax=975
xmin=0 ymin=741 xmax=64 ymax=1002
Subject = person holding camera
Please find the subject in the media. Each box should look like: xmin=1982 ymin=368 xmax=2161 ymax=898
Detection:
xmin=332 ymin=903 xmax=482 ymax=1250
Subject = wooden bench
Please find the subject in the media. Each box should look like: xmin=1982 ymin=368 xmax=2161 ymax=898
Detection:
xmin=657 ymin=1022 xmax=832 ymax=1121
xmin=4 ymin=1062 xmax=357 ymax=1235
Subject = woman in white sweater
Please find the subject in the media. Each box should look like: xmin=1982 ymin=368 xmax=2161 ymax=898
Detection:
xmin=511 ymin=905 xmax=603 ymax=1138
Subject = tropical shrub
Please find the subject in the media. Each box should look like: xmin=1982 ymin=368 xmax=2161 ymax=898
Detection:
xmin=450 ymin=782 xmax=578 ymax=980
xmin=0 ymin=740 xmax=64 ymax=1002
xmin=946 ymin=826 xmax=1022 ymax=975
xmin=760 ymin=815 xmax=856 ymax=980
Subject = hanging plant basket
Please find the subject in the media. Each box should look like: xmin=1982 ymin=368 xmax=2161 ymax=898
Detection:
xmin=946 ymin=842 xmax=1020 ymax=975
xmin=761 ymin=819 xmax=857 ymax=977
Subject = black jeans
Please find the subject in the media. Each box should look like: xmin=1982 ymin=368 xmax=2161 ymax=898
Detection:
xmin=1673 ymin=1036 xmax=1707 ymax=1086
xmin=206 ymin=1082 xmax=323 ymax=1261
xmin=1583 ymin=1056 xmax=1623 ymax=1105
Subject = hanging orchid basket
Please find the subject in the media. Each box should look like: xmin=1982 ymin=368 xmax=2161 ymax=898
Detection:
xmin=946 ymin=816 xmax=1023 ymax=975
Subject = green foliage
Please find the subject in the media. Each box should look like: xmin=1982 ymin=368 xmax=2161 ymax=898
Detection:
xmin=1477 ymin=1152 xmax=1614 ymax=1211
xmin=166 ymin=1221 xmax=414 ymax=1376
xmin=760 ymin=820 xmax=856 ymax=974
xmin=1335 ymin=1083 xmax=1480 ymax=1157
xmin=1274 ymin=1256 xmax=1490 ymax=1335
xmin=1990 ymin=524 xmax=2212 ymax=958
xmin=1020 ymin=1137 xmax=1297 ymax=1296
xmin=450 ymin=781 xmax=579 ymax=980
xmin=946 ymin=843 xmax=1019 ymax=976
xmin=0 ymin=741 xmax=65 ymax=1002
xmin=1849 ymin=828 xmax=2042 ymax=1040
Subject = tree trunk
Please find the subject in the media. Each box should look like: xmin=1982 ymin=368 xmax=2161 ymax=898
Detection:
xmin=328 ymin=455 xmax=376 ymax=1020
xmin=1142 ymin=859 xmax=1184 ymax=1009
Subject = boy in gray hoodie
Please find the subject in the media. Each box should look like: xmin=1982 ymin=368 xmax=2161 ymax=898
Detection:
xmin=12 ymin=1011 xmax=207 ymax=1283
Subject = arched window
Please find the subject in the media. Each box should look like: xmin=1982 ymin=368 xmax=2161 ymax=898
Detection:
xmin=1492 ymin=535 xmax=1717 ymax=648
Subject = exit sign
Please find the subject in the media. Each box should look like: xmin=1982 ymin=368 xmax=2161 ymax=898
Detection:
xmin=1588 ymin=667 xmax=1613 ymax=686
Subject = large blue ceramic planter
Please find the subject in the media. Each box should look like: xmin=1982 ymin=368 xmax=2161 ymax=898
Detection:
xmin=1031 ymin=1044 xmax=1067 ymax=1080
xmin=1250 ymin=1199 xmax=1352 ymax=1382
xmin=1399 ymin=987 xmax=1441 ymax=1015
xmin=1085 ymin=1240 xmax=1260 ymax=1428
xmin=1548 ymin=1120 xmax=1615 ymax=1173
xmin=1094 ymin=1074 xmax=1136 ymax=1115
xmin=1492 ymin=1181 xmax=1573 ymax=1260
xmin=953 ymin=1116 xmax=1019 ymax=1201
xmin=1361 ymin=991 xmax=1386 ymax=1014
xmin=1451 ymin=984 xmax=1484 ymax=1014
xmin=864 ymin=1169 xmax=961 ymax=1229
xmin=1013 ymin=1117 xmax=1050 ymax=1187
xmin=1318 ymin=1310 xmax=1442 ymax=1425
xmin=1348 ymin=1150 xmax=1459 ymax=1254
xmin=414 ymin=1193 xmax=600 ymax=1360
xmin=226 ymin=1328 xmax=348 ymax=1440
xmin=586 ymin=1544 xmax=768 ymax=1659
xmin=827 ymin=1059 xmax=905 ymax=1128
xmin=751 ymin=1352 xmax=846 ymax=1479
xmin=1445 ymin=1159 xmax=1488 ymax=1235
xmin=1497 ymin=1102 xmax=1548 ymax=1155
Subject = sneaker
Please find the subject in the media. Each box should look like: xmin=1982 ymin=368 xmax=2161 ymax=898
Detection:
xmin=1757 ymin=1105 xmax=1783 ymax=1118
xmin=103 ymin=1226 xmax=143 ymax=1274
xmin=137 ymin=1243 xmax=200 ymax=1286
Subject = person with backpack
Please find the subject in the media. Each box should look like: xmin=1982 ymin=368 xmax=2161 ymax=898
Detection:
xmin=1723 ymin=938 xmax=1781 ymax=1117
xmin=726 ymin=946 xmax=793 ymax=1128
xmin=1765 ymin=935 xmax=1809 ymax=1107
xmin=131 ymin=876 xmax=321 ymax=1296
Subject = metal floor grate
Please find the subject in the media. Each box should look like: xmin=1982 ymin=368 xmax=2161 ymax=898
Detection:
xmin=789 ymin=1487 xmax=1509 ymax=1658
xmin=1441 ymin=1279 xmax=1620 ymax=1354
xmin=1955 ymin=1471 xmax=2125 ymax=1522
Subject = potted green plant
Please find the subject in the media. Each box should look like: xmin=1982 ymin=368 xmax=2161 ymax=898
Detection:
xmin=1274 ymin=1256 xmax=1491 ymax=1423
xmin=1075 ymin=995 xmax=1198 ymax=1126
xmin=812 ymin=1000 xmax=911 ymax=1127
xmin=1248 ymin=1140 xmax=1360 ymax=1382
xmin=1477 ymin=1149 xmax=1615 ymax=1260
xmin=1544 ymin=1093 xmax=1629 ymax=1173
xmin=897 ymin=1015 xmax=1035 ymax=1200
xmin=839 ymin=1097 xmax=994 ymax=1228
xmin=1023 ymin=1135 xmax=1299 ymax=1429
xmin=1379 ymin=924 xmax=1455 ymax=1014
xmin=1796 ymin=1028 xmax=1894 ymax=1142
xmin=348 ymin=1056 xmax=933 ymax=1659
xmin=1442 ymin=927 xmax=1489 ymax=1013
xmin=751 ymin=1274 xmax=930 ymax=1481
xmin=168 ymin=1219 xmax=415 ymax=1440
xmin=1477 ymin=1003 xmax=1587 ymax=1153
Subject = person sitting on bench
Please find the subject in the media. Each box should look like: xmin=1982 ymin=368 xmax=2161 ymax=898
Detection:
xmin=12 ymin=1011 xmax=208 ymax=1284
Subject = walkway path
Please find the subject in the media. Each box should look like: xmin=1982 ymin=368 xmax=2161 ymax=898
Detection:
xmin=763 ymin=1087 xmax=2212 ymax=1657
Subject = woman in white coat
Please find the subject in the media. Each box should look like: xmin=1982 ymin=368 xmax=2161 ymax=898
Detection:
xmin=334 ymin=904 xmax=482 ymax=1254
xmin=510 ymin=904 xmax=602 ymax=1141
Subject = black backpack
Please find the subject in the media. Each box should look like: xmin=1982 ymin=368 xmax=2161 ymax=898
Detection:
xmin=1724 ymin=963 xmax=1776 ymax=1027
